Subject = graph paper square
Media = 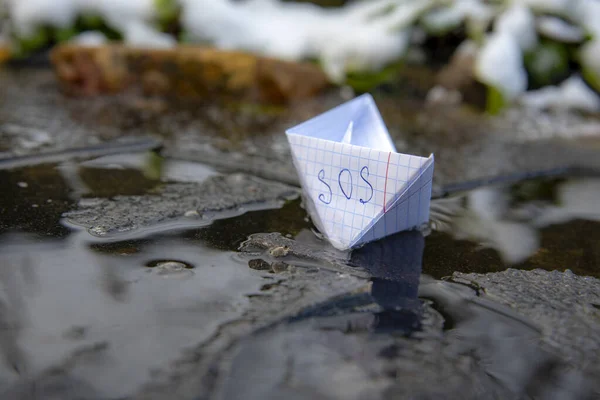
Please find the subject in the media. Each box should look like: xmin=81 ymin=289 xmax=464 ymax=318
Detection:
xmin=286 ymin=93 xmax=434 ymax=250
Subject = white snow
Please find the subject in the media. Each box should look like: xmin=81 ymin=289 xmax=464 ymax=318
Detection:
xmin=377 ymin=0 xmax=435 ymax=30
xmin=495 ymin=4 xmax=537 ymax=51
xmin=580 ymin=38 xmax=600 ymax=81
xmin=421 ymin=5 xmax=465 ymax=33
xmin=8 ymin=0 xmax=160 ymax=43
xmin=70 ymin=31 xmax=107 ymax=46
xmin=9 ymin=0 xmax=78 ymax=36
xmin=180 ymin=0 xmax=429 ymax=82
xmin=520 ymin=0 xmax=581 ymax=20
xmin=578 ymin=0 xmax=600 ymax=37
xmin=319 ymin=27 xmax=410 ymax=82
xmin=519 ymin=75 xmax=600 ymax=112
xmin=536 ymin=16 xmax=585 ymax=43
xmin=180 ymin=0 xmax=318 ymax=60
xmin=475 ymin=31 xmax=527 ymax=101
xmin=416 ymin=0 xmax=496 ymax=34
xmin=473 ymin=4 xmax=536 ymax=102
xmin=122 ymin=21 xmax=176 ymax=49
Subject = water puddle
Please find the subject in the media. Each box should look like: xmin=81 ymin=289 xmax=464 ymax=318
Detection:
xmin=219 ymin=229 xmax=592 ymax=399
xmin=0 ymin=149 xmax=599 ymax=398
xmin=218 ymin=178 xmax=600 ymax=398
xmin=0 ymin=163 xmax=75 ymax=238
xmin=0 ymin=153 xmax=309 ymax=398
xmin=0 ymin=232 xmax=264 ymax=399
xmin=219 ymin=273 xmax=570 ymax=399
xmin=426 ymin=174 xmax=600 ymax=278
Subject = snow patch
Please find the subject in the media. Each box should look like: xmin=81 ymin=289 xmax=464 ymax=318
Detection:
xmin=537 ymin=16 xmax=585 ymax=43
xmin=520 ymin=75 xmax=600 ymax=112
xmin=179 ymin=0 xmax=430 ymax=82
xmin=495 ymin=4 xmax=537 ymax=51
xmin=475 ymin=31 xmax=527 ymax=100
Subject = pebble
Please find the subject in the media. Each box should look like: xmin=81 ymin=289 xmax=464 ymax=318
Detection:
xmin=248 ymin=259 xmax=271 ymax=271
xmin=271 ymin=262 xmax=292 ymax=274
xmin=153 ymin=261 xmax=195 ymax=278
xmin=184 ymin=210 xmax=199 ymax=217
xmin=269 ymin=246 xmax=289 ymax=258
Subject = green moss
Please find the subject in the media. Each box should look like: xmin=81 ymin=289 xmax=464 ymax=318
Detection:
xmin=345 ymin=60 xmax=405 ymax=92
xmin=465 ymin=19 xmax=486 ymax=46
xmin=524 ymin=41 xmax=570 ymax=89
xmin=10 ymin=14 xmax=124 ymax=58
xmin=154 ymin=0 xmax=181 ymax=32
xmin=78 ymin=14 xmax=105 ymax=29
xmin=582 ymin=66 xmax=600 ymax=92
xmin=178 ymin=31 xmax=192 ymax=43
xmin=143 ymin=151 xmax=165 ymax=181
xmin=230 ymin=102 xmax=287 ymax=117
xmin=74 ymin=15 xmax=122 ymax=40
xmin=485 ymin=85 xmax=505 ymax=115
xmin=54 ymin=27 xmax=78 ymax=43
xmin=13 ymin=26 xmax=52 ymax=57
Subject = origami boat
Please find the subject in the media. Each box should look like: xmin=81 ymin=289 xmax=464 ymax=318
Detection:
xmin=286 ymin=93 xmax=434 ymax=250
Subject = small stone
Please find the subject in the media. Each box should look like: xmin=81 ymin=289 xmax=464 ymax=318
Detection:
xmin=31 ymin=204 xmax=38 ymax=208
xmin=17 ymin=182 xmax=28 ymax=188
xmin=269 ymin=246 xmax=289 ymax=258
xmin=271 ymin=261 xmax=290 ymax=274
xmin=184 ymin=210 xmax=200 ymax=217
xmin=248 ymin=259 xmax=271 ymax=271
xmin=154 ymin=261 xmax=194 ymax=278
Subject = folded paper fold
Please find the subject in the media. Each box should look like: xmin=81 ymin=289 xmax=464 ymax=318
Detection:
xmin=286 ymin=93 xmax=434 ymax=250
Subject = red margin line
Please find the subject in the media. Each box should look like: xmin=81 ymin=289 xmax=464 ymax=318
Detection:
xmin=383 ymin=152 xmax=391 ymax=213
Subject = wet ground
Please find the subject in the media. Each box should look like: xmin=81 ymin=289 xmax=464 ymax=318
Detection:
xmin=1 ymin=65 xmax=600 ymax=399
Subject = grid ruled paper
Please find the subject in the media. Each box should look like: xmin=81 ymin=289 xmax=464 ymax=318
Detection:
xmin=285 ymin=93 xmax=434 ymax=250
xmin=287 ymin=133 xmax=433 ymax=250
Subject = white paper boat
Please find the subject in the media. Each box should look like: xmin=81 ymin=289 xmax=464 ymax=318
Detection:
xmin=286 ymin=93 xmax=434 ymax=250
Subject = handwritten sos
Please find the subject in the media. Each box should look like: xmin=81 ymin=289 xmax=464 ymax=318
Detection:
xmin=317 ymin=166 xmax=374 ymax=205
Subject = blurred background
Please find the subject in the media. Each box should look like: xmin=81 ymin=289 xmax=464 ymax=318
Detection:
xmin=3 ymin=0 xmax=600 ymax=111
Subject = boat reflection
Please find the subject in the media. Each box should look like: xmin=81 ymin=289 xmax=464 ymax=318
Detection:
xmin=349 ymin=230 xmax=424 ymax=334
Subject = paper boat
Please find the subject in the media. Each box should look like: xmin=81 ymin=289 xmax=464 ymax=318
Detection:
xmin=285 ymin=93 xmax=434 ymax=250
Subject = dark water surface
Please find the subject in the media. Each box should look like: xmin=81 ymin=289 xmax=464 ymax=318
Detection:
xmin=0 ymin=151 xmax=599 ymax=399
